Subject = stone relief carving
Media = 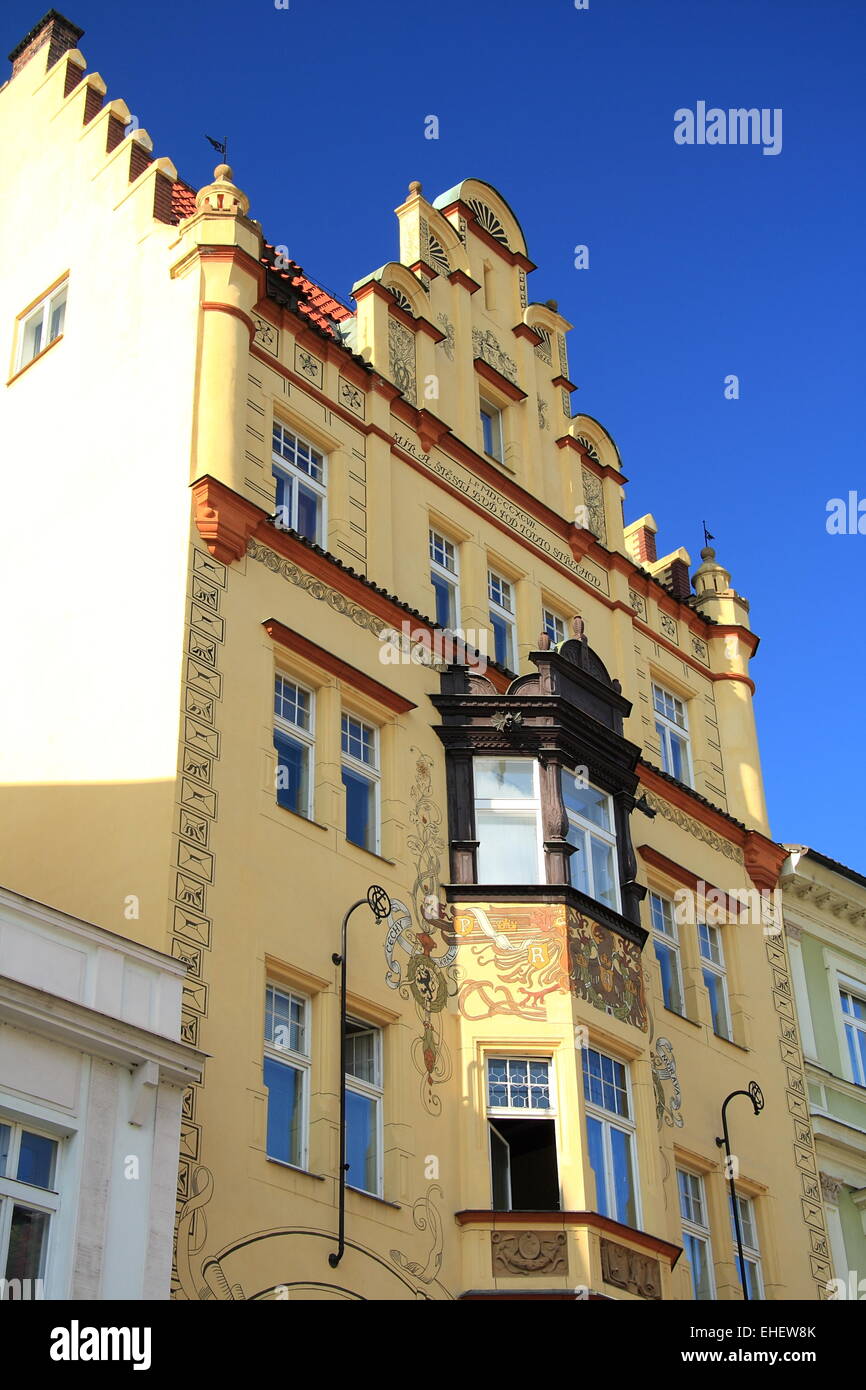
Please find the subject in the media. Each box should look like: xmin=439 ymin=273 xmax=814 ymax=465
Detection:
xmin=472 ymin=327 xmax=518 ymax=385
xmin=600 ymin=1239 xmax=661 ymax=1299
xmin=491 ymin=1231 xmax=568 ymax=1277
xmin=389 ymin=316 xmax=417 ymax=403
xmin=581 ymin=468 xmax=607 ymax=546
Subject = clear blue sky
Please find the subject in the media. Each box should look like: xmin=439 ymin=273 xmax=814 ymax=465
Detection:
xmin=9 ymin=0 xmax=864 ymax=866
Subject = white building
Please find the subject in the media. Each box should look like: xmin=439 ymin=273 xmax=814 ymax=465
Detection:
xmin=0 ymin=886 xmax=204 ymax=1298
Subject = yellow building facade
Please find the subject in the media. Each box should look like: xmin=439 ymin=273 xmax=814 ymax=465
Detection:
xmin=0 ymin=13 xmax=832 ymax=1300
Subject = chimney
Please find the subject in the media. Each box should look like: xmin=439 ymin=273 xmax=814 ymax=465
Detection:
xmin=623 ymin=513 xmax=658 ymax=566
xmin=8 ymin=11 xmax=84 ymax=79
xmin=666 ymin=557 xmax=692 ymax=601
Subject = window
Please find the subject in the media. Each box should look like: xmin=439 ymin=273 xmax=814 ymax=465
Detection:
xmin=263 ymin=984 xmax=310 ymax=1167
xmin=0 ymin=1119 xmax=60 ymax=1295
xmin=345 ymin=1019 xmax=382 ymax=1196
xmin=480 ymin=399 xmax=504 ymax=463
xmin=488 ymin=569 xmax=516 ymax=669
xmin=652 ymin=684 xmax=692 ymax=786
xmin=582 ymin=1047 xmax=639 ymax=1227
xmin=16 ymin=282 xmax=67 ymax=371
xmin=699 ymin=922 xmax=732 ymax=1040
xmin=474 ymin=758 xmax=544 ymax=885
xmin=273 ymin=674 xmax=314 ymax=818
xmin=730 ymin=1192 xmax=763 ymax=1299
xmin=272 ymin=422 xmax=326 ymax=544
xmin=487 ymin=1058 xmax=559 ymax=1211
xmin=678 ymin=1169 xmax=714 ymax=1300
xmin=563 ymin=777 xmax=620 ymax=911
xmin=429 ymin=528 xmax=460 ymax=630
xmin=542 ymin=607 xmax=568 ymax=647
xmin=841 ymin=986 xmax=866 ymax=1086
xmin=651 ymin=893 xmax=684 ymax=1014
xmin=341 ymin=714 xmax=379 ymax=853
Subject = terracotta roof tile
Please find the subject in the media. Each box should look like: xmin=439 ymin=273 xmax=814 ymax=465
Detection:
xmin=170 ymin=179 xmax=197 ymax=223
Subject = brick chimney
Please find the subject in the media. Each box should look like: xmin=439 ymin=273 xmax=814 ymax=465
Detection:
xmin=8 ymin=11 xmax=84 ymax=79
xmin=666 ymin=557 xmax=692 ymax=601
xmin=623 ymin=513 xmax=658 ymax=566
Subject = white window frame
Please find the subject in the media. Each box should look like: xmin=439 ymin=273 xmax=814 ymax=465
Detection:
xmin=345 ymin=1017 xmax=383 ymax=1198
xmin=0 ymin=1117 xmax=61 ymax=1294
xmin=486 ymin=1056 xmax=557 ymax=1211
xmin=429 ymin=527 xmax=460 ymax=630
xmin=263 ymin=984 xmax=311 ymax=1170
xmin=563 ymin=778 xmax=621 ymax=912
xmin=271 ymin=421 xmax=327 ymax=545
xmin=15 ymin=282 xmax=68 ymax=372
xmin=488 ymin=568 xmax=517 ymax=670
xmin=839 ymin=978 xmax=866 ymax=1086
xmin=582 ymin=1046 xmax=641 ymax=1229
xmin=542 ymin=607 xmax=568 ymax=647
xmin=652 ymin=683 xmax=693 ymax=787
xmin=650 ymin=892 xmax=685 ymax=1015
xmin=341 ymin=713 xmax=381 ymax=855
xmin=480 ymin=397 xmax=504 ymax=463
xmin=731 ymin=1192 xmax=763 ymax=1299
xmin=677 ymin=1168 xmax=715 ymax=1300
xmin=473 ymin=757 xmax=545 ymax=885
xmin=273 ymin=672 xmax=316 ymax=820
xmin=699 ymin=921 xmax=732 ymax=1040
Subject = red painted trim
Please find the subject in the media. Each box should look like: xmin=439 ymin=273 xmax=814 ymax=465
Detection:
xmin=473 ymin=357 xmax=528 ymax=402
xmin=201 ymin=301 xmax=256 ymax=342
xmin=512 ymin=323 xmax=542 ymax=345
xmin=552 ymin=375 xmax=577 ymax=393
xmin=263 ymin=619 xmax=416 ymax=714
xmin=555 ymin=435 xmax=629 ymax=485
xmin=637 ymin=765 xmax=746 ymax=848
xmin=191 ymin=476 xmax=511 ymax=690
xmin=454 ymin=1210 xmax=681 ymax=1265
xmin=638 ymin=845 xmax=746 ymax=914
xmin=447 ymin=269 xmax=481 ymax=294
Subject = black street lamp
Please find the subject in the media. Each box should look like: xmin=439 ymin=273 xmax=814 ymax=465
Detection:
xmin=329 ymin=885 xmax=391 ymax=1269
xmin=716 ymin=1081 xmax=764 ymax=1300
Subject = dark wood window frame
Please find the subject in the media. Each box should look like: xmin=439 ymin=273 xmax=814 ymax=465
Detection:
xmin=431 ymin=622 xmax=648 ymax=947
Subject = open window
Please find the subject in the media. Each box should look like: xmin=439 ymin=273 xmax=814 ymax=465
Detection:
xmin=486 ymin=1057 xmax=560 ymax=1211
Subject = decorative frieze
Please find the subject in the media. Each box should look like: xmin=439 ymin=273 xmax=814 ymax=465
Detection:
xmin=252 ymin=314 xmax=278 ymax=355
xmin=600 ymin=1240 xmax=661 ymax=1299
xmin=338 ymin=376 xmax=365 ymax=419
xmin=640 ymin=789 xmax=744 ymax=864
xmin=294 ymin=343 xmax=323 ymax=387
xmin=581 ymin=469 xmax=607 ymax=546
xmin=388 ymin=316 xmax=417 ymax=403
xmin=491 ymin=1231 xmax=568 ymax=1277
xmin=472 ymin=327 xmax=518 ymax=385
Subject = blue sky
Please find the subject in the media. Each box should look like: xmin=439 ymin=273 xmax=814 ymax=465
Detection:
xmin=10 ymin=0 xmax=864 ymax=864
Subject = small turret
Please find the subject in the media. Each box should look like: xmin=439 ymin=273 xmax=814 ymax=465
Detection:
xmin=691 ymin=545 xmax=751 ymax=629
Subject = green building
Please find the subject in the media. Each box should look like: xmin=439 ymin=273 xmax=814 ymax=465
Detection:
xmin=781 ymin=847 xmax=866 ymax=1297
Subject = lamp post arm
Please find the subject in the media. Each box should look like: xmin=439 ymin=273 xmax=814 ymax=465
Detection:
xmin=329 ymin=887 xmax=391 ymax=1270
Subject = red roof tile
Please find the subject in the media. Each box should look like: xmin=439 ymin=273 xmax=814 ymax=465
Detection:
xmin=261 ymin=244 xmax=353 ymax=339
xmin=170 ymin=179 xmax=198 ymax=223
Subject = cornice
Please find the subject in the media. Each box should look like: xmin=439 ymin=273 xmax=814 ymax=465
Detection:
xmin=0 ymin=973 xmax=205 ymax=1088
xmin=263 ymin=618 xmax=416 ymax=714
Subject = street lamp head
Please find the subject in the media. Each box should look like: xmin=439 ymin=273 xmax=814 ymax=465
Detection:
xmin=748 ymin=1080 xmax=765 ymax=1115
xmin=367 ymin=885 xmax=391 ymax=921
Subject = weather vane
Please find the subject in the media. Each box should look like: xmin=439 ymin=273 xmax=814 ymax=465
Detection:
xmin=702 ymin=520 xmax=716 ymax=547
xmin=205 ymin=133 xmax=228 ymax=163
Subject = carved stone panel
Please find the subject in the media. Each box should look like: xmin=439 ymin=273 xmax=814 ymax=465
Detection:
xmin=491 ymin=1230 xmax=568 ymax=1277
xmin=388 ymin=317 xmax=416 ymax=404
xmin=600 ymin=1239 xmax=661 ymax=1299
